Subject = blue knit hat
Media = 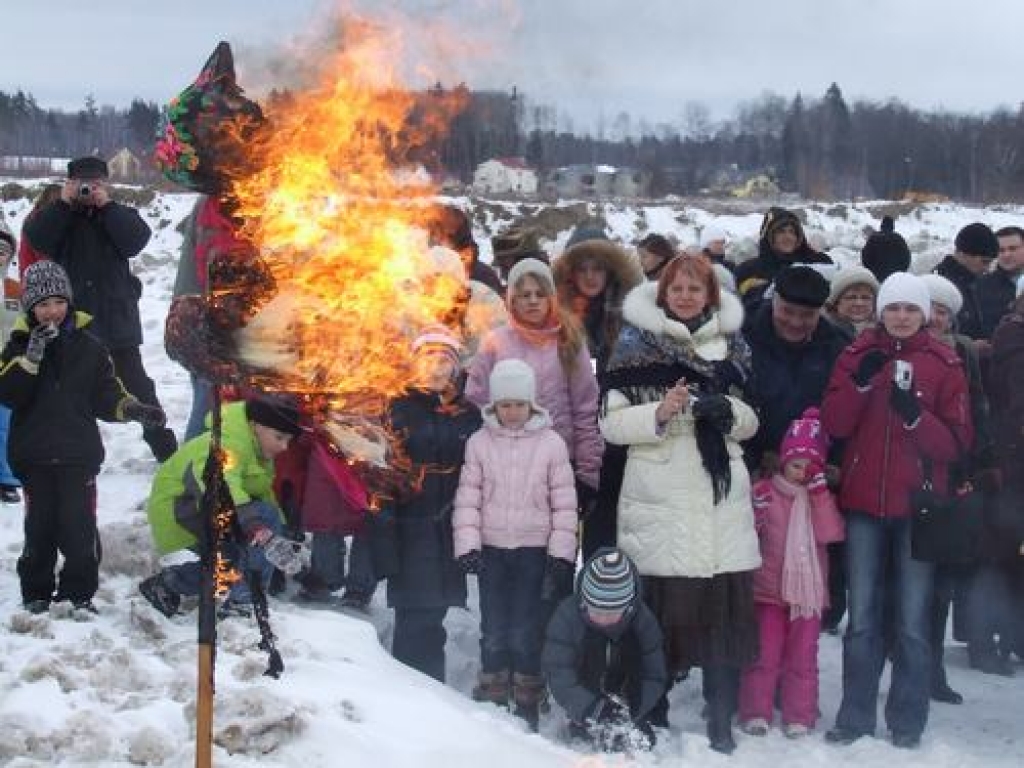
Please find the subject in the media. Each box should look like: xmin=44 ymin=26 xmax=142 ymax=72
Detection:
xmin=580 ymin=549 xmax=636 ymax=613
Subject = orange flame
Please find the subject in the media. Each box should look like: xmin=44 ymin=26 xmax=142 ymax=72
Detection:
xmin=227 ymin=14 xmax=470 ymax=427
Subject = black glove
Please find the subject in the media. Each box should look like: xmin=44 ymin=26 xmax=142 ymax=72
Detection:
xmin=588 ymin=694 xmax=631 ymax=726
xmin=575 ymin=479 xmax=599 ymax=519
xmin=853 ymin=349 xmax=887 ymax=388
xmin=541 ymin=555 xmax=576 ymax=602
xmin=25 ymin=322 xmax=59 ymax=365
xmin=457 ymin=550 xmax=482 ymax=575
xmin=123 ymin=399 xmax=168 ymax=429
xmin=711 ymin=359 xmax=747 ymax=393
xmin=691 ymin=393 xmax=734 ymax=433
xmin=889 ymin=381 xmax=921 ymax=426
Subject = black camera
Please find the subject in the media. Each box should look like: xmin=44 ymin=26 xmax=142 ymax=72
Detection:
xmin=78 ymin=184 xmax=92 ymax=198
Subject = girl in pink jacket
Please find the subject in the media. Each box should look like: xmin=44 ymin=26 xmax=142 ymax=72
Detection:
xmin=453 ymin=358 xmax=578 ymax=730
xmin=738 ymin=407 xmax=845 ymax=738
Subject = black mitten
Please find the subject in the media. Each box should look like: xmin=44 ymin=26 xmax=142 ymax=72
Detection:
xmin=889 ymin=381 xmax=921 ymax=426
xmin=457 ymin=550 xmax=482 ymax=575
xmin=691 ymin=393 xmax=734 ymax=433
xmin=853 ymin=349 xmax=887 ymax=388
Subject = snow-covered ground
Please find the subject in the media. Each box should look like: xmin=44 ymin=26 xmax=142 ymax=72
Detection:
xmin=0 ymin=184 xmax=1022 ymax=766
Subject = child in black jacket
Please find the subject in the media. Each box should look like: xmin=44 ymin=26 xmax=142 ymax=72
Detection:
xmin=0 ymin=261 xmax=163 ymax=614
xmin=542 ymin=548 xmax=667 ymax=752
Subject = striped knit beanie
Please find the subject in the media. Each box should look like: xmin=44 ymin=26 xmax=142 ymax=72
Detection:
xmin=23 ymin=260 xmax=73 ymax=313
xmin=580 ymin=548 xmax=636 ymax=613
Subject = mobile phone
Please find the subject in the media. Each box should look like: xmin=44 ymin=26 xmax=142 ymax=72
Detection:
xmin=894 ymin=359 xmax=913 ymax=390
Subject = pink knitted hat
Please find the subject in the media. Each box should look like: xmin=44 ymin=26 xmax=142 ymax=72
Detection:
xmin=780 ymin=407 xmax=829 ymax=467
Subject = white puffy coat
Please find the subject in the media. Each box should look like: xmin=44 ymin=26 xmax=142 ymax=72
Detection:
xmin=599 ymin=284 xmax=761 ymax=578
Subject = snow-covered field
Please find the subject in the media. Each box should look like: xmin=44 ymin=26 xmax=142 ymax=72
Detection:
xmin=0 ymin=184 xmax=1021 ymax=766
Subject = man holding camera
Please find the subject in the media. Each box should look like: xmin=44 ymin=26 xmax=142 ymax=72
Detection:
xmin=23 ymin=156 xmax=177 ymax=462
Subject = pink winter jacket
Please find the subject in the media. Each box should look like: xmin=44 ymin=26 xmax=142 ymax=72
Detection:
xmin=453 ymin=408 xmax=579 ymax=561
xmin=466 ymin=324 xmax=604 ymax=489
xmin=751 ymin=476 xmax=845 ymax=608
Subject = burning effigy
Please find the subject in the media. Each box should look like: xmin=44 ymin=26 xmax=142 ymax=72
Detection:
xmin=157 ymin=22 xmax=496 ymax=488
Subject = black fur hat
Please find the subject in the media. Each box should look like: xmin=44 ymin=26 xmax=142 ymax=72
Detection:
xmin=861 ymin=216 xmax=911 ymax=283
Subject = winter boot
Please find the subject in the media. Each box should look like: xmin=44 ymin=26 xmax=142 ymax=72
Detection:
xmin=139 ymin=573 xmax=181 ymax=618
xmin=512 ymin=672 xmax=546 ymax=732
xmin=472 ymin=669 xmax=511 ymax=707
xmin=704 ymin=665 xmax=738 ymax=754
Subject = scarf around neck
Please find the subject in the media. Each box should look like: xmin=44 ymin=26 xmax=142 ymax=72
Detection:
xmin=772 ymin=473 xmax=825 ymax=619
xmin=601 ymin=318 xmax=749 ymax=504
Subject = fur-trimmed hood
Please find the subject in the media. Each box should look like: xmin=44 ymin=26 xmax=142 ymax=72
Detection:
xmin=622 ymin=281 xmax=745 ymax=343
xmin=552 ymin=237 xmax=644 ymax=367
xmin=552 ymin=238 xmax=645 ymax=301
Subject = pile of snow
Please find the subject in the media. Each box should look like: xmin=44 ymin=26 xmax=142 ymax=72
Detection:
xmin=0 ymin=184 xmax=1021 ymax=766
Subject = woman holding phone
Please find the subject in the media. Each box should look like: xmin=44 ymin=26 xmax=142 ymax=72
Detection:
xmin=821 ymin=272 xmax=972 ymax=750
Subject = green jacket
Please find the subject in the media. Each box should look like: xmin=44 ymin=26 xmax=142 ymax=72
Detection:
xmin=146 ymin=401 xmax=281 ymax=554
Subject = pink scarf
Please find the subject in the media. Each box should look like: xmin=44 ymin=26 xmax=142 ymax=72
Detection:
xmin=773 ymin=474 xmax=825 ymax=620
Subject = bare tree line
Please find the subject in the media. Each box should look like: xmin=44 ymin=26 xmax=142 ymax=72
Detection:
xmin=3 ymin=83 xmax=1023 ymax=202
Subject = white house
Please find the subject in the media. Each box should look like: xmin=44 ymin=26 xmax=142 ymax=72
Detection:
xmin=472 ymin=157 xmax=538 ymax=196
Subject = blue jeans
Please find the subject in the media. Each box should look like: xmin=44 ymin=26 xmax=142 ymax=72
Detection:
xmin=836 ymin=512 xmax=934 ymax=738
xmin=184 ymin=375 xmax=213 ymax=442
xmin=162 ymin=501 xmax=282 ymax=604
xmin=478 ymin=546 xmax=547 ymax=675
xmin=0 ymin=405 xmax=20 ymax=487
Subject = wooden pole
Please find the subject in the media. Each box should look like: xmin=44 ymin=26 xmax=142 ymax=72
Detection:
xmin=195 ymin=388 xmax=225 ymax=768
xmin=195 ymin=643 xmax=215 ymax=768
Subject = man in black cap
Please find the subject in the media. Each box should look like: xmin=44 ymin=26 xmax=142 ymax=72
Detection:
xmin=972 ymin=225 xmax=1024 ymax=340
xmin=934 ymin=222 xmax=999 ymax=338
xmin=23 ymin=156 xmax=178 ymax=462
xmin=742 ymin=264 xmax=849 ymax=475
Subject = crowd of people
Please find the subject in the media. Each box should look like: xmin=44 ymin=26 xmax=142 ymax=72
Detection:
xmin=2 ymin=161 xmax=1022 ymax=756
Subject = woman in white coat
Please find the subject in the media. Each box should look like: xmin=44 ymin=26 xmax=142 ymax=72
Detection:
xmin=599 ymin=254 xmax=761 ymax=754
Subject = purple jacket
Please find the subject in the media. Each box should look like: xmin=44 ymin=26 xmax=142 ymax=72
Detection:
xmin=465 ymin=325 xmax=604 ymax=488
xmin=453 ymin=408 xmax=578 ymax=561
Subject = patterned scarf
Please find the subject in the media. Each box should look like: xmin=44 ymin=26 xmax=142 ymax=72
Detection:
xmin=600 ymin=320 xmax=752 ymax=504
xmin=773 ymin=474 xmax=825 ymax=619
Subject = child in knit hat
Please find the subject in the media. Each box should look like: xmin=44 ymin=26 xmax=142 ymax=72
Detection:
xmin=738 ymin=407 xmax=845 ymax=738
xmin=0 ymin=221 xmax=22 ymax=503
xmin=0 ymin=261 xmax=165 ymax=615
xmin=453 ymin=357 xmax=578 ymax=730
xmin=541 ymin=547 xmax=667 ymax=752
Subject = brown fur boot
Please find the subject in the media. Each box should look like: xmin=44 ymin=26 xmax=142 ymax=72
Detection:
xmin=472 ymin=670 xmax=511 ymax=707
xmin=512 ymin=673 xmax=546 ymax=732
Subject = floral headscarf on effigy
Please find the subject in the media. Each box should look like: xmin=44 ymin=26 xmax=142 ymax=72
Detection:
xmin=155 ymin=41 xmax=264 ymax=195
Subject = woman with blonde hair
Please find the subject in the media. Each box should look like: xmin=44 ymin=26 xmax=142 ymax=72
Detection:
xmin=466 ymin=258 xmax=603 ymax=605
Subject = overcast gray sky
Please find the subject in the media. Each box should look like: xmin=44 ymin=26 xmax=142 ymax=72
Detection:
xmin=5 ymin=0 xmax=1021 ymax=132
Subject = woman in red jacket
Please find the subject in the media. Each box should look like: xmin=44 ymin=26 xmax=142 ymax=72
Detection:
xmin=821 ymin=272 xmax=972 ymax=750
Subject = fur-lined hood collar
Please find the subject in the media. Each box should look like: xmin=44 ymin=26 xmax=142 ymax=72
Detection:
xmin=552 ymin=238 xmax=644 ymax=303
xmin=622 ymin=281 xmax=744 ymax=343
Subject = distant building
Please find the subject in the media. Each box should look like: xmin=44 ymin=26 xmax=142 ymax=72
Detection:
xmin=107 ymin=148 xmax=143 ymax=182
xmin=0 ymin=156 xmax=68 ymax=177
xmin=543 ymin=164 xmax=649 ymax=199
xmin=472 ymin=157 xmax=538 ymax=196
